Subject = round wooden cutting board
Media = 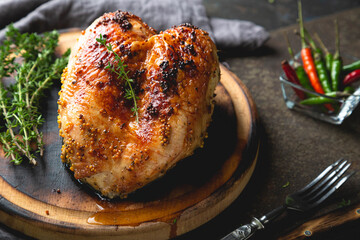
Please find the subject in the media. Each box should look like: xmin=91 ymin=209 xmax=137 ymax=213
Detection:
xmin=0 ymin=30 xmax=260 ymax=240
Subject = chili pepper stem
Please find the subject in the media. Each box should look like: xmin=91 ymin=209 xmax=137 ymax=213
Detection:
xmin=298 ymin=0 xmax=307 ymax=49
xmin=284 ymin=32 xmax=294 ymax=58
xmin=314 ymin=33 xmax=334 ymax=72
xmin=314 ymin=33 xmax=330 ymax=55
xmin=334 ymin=19 xmax=340 ymax=59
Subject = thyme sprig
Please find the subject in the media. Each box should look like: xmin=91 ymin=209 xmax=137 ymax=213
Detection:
xmin=96 ymin=34 xmax=139 ymax=123
xmin=0 ymin=24 xmax=70 ymax=165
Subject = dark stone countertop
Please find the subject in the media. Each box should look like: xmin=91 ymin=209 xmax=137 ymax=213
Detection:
xmin=1 ymin=1 xmax=360 ymax=240
xmin=177 ymin=2 xmax=360 ymax=240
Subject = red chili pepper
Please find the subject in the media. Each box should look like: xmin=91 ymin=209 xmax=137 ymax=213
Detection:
xmin=282 ymin=60 xmax=306 ymax=99
xmin=298 ymin=1 xmax=325 ymax=94
xmin=301 ymin=48 xmax=325 ymax=94
xmin=298 ymin=1 xmax=334 ymax=112
xmin=343 ymin=69 xmax=360 ymax=85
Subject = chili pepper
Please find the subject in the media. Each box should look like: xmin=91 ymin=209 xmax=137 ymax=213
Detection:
xmin=343 ymin=69 xmax=360 ymax=85
xmin=314 ymin=33 xmax=333 ymax=72
xmin=284 ymin=32 xmax=314 ymax=97
xmin=299 ymin=89 xmax=353 ymax=105
xmin=295 ymin=66 xmax=315 ymax=96
xmin=343 ymin=60 xmax=360 ymax=72
xmin=299 ymin=90 xmax=339 ymax=106
xmin=305 ymin=31 xmax=332 ymax=93
xmin=343 ymin=86 xmax=355 ymax=94
xmin=331 ymin=60 xmax=342 ymax=91
xmin=300 ymin=96 xmax=337 ymax=105
xmin=325 ymin=55 xmax=334 ymax=73
xmin=282 ymin=60 xmax=306 ymax=99
xmin=330 ymin=19 xmax=342 ymax=91
xmin=298 ymin=1 xmax=325 ymax=94
xmin=315 ymin=60 xmax=332 ymax=93
xmin=298 ymin=2 xmax=335 ymax=112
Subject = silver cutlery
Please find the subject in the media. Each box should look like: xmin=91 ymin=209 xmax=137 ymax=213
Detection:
xmin=221 ymin=158 xmax=355 ymax=240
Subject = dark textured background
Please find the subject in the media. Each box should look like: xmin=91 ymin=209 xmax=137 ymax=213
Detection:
xmin=1 ymin=0 xmax=360 ymax=239
xmin=187 ymin=1 xmax=360 ymax=239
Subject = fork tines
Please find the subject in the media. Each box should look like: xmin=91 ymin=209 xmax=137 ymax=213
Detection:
xmin=298 ymin=158 xmax=355 ymax=206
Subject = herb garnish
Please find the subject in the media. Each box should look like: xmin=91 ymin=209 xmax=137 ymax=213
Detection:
xmin=0 ymin=24 xmax=70 ymax=165
xmin=338 ymin=198 xmax=351 ymax=208
xmin=282 ymin=181 xmax=290 ymax=188
xmin=95 ymin=34 xmax=139 ymax=123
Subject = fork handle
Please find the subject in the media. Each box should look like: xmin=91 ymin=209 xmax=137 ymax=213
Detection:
xmin=259 ymin=205 xmax=286 ymax=224
xmin=221 ymin=217 xmax=264 ymax=240
xmin=221 ymin=206 xmax=286 ymax=240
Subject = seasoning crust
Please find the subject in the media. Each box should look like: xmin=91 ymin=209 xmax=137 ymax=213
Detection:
xmin=58 ymin=11 xmax=220 ymax=198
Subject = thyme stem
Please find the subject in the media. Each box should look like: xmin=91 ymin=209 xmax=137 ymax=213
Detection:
xmin=25 ymin=60 xmax=38 ymax=107
xmin=96 ymin=34 xmax=139 ymax=123
xmin=0 ymin=25 xmax=70 ymax=165
xmin=30 ymin=74 xmax=52 ymax=106
xmin=0 ymin=135 xmax=16 ymax=161
xmin=0 ymin=82 xmax=33 ymax=163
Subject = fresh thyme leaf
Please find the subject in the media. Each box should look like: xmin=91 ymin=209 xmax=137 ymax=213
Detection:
xmin=338 ymin=198 xmax=351 ymax=208
xmin=95 ymin=34 xmax=107 ymax=46
xmin=282 ymin=181 xmax=290 ymax=188
xmin=0 ymin=24 xmax=70 ymax=165
xmin=96 ymin=34 xmax=139 ymax=123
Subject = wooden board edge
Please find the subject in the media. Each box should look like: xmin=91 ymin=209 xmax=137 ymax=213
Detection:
xmin=0 ymin=144 xmax=259 ymax=240
xmin=0 ymin=36 xmax=260 ymax=239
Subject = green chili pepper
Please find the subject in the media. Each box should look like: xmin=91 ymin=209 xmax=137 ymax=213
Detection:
xmin=300 ymin=96 xmax=337 ymax=105
xmin=314 ymin=33 xmax=333 ymax=72
xmin=295 ymin=65 xmax=315 ymax=97
xmin=314 ymin=55 xmax=332 ymax=93
xmin=299 ymin=90 xmax=352 ymax=105
xmin=325 ymin=53 xmax=333 ymax=72
xmin=331 ymin=19 xmax=342 ymax=91
xmin=331 ymin=58 xmax=342 ymax=91
xmin=305 ymin=30 xmax=332 ymax=93
xmin=343 ymin=86 xmax=355 ymax=94
xmin=343 ymin=60 xmax=360 ymax=72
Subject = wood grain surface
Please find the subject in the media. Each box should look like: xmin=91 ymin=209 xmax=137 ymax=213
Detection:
xmin=278 ymin=201 xmax=360 ymax=240
xmin=0 ymin=30 xmax=260 ymax=240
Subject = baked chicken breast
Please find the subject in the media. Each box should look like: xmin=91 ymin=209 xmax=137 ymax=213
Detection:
xmin=58 ymin=10 xmax=220 ymax=198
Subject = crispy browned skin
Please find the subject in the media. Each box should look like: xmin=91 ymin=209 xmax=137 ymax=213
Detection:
xmin=58 ymin=11 xmax=220 ymax=198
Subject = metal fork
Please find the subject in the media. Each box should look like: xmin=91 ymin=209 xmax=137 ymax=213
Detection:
xmin=221 ymin=158 xmax=355 ymax=240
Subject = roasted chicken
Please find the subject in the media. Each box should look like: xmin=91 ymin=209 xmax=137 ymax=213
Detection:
xmin=58 ymin=10 xmax=220 ymax=198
